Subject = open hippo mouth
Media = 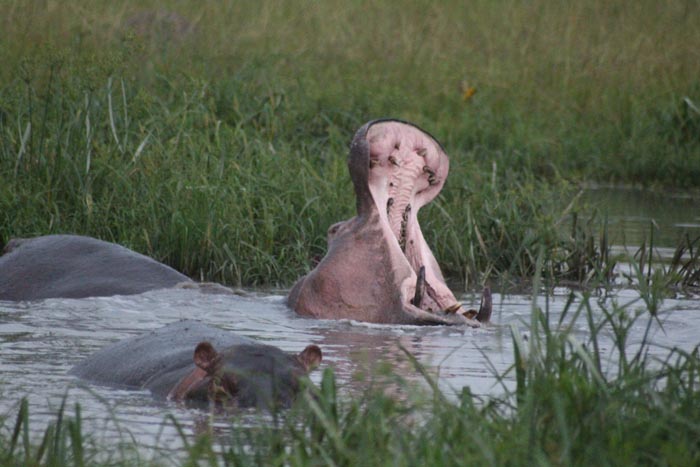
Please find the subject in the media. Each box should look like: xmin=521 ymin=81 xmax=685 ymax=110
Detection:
xmin=288 ymin=119 xmax=491 ymax=326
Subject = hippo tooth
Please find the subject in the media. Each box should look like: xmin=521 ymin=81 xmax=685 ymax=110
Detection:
xmin=399 ymin=204 xmax=411 ymax=252
xmin=476 ymin=286 xmax=492 ymax=323
xmin=442 ymin=303 xmax=463 ymax=314
xmin=412 ymin=265 xmax=426 ymax=307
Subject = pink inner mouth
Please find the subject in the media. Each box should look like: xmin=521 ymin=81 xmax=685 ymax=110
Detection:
xmin=364 ymin=121 xmax=461 ymax=313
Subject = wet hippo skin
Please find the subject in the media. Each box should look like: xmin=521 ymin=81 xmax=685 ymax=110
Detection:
xmin=70 ymin=320 xmax=322 ymax=409
xmin=288 ymin=119 xmax=492 ymax=326
xmin=0 ymin=234 xmax=192 ymax=301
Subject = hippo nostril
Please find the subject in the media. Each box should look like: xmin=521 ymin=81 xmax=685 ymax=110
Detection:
xmin=417 ymin=148 xmax=427 ymax=158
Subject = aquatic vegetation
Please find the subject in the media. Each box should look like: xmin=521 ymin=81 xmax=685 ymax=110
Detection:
xmin=661 ymin=233 xmax=700 ymax=292
xmin=626 ymin=223 xmax=700 ymax=296
xmin=0 ymin=398 xmax=94 ymax=467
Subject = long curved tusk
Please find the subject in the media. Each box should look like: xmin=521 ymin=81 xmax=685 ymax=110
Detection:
xmin=476 ymin=286 xmax=492 ymax=323
xmin=411 ymin=266 xmax=426 ymax=308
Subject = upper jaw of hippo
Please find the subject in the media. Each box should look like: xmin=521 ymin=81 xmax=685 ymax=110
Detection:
xmin=349 ymin=119 xmax=480 ymax=325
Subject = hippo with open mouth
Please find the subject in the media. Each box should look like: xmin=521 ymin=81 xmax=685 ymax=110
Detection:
xmin=288 ymin=119 xmax=491 ymax=326
xmin=71 ymin=320 xmax=322 ymax=409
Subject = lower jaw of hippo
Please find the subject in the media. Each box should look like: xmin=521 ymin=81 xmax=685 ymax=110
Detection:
xmin=390 ymin=217 xmax=490 ymax=326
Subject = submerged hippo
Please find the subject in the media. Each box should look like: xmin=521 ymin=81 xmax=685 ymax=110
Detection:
xmin=288 ymin=119 xmax=492 ymax=326
xmin=71 ymin=320 xmax=322 ymax=409
xmin=0 ymin=234 xmax=192 ymax=301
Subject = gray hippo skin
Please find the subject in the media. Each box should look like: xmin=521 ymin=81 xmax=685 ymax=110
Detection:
xmin=71 ymin=320 xmax=322 ymax=409
xmin=288 ymin=119 xmax=492 ymax=326
xmin=0 ymin=234 xmax=192 ymax=301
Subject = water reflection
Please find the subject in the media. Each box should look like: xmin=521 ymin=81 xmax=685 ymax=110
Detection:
xmin=583 ymin=187 xmax=700 ymax=248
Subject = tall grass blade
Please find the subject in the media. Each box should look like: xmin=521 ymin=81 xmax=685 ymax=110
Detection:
xmin=566 ymin=334 xmax=608 ymax=391
xmin=132 ymin=131 xmax=151 ymax=163
xmin=13 ymin=121 xmax=31 ymax=177
xmin=107 ymin=76 xmax=123 ymax=154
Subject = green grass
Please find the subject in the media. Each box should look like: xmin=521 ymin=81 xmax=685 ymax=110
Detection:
xmin=2 ymin=284 xmax=699 ymax=466
xmin=2 ymin=0 xmax=698 ymax=183
xmin=1 ymin=0 xmax=698 ymax=287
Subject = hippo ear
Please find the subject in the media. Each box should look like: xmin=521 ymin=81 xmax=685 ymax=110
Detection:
xmin=298 ymin=345 xmax=322 ymax=371
xmin=193 ymin=341 xmax=220 ymax=373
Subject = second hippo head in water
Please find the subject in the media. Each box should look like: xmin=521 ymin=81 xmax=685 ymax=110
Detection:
xmin=71 ymin=321 xmax=322 ymax=410
xmin=288 ymin=119 xmax=491 ymax=326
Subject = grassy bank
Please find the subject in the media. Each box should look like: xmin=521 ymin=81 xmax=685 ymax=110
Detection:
xmin=2 ymin=0 xmax=697 ymax=185
xmin=2 ymin=288 xmax=698 ymax=466
xmin=1 ymin=0 xmax=699 ymax=287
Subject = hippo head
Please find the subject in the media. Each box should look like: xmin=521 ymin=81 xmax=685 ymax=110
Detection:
xmin=288 ymin=119 xmax=491 ymax=326
xmin=169 ymin=341 xmax=322 ymax=409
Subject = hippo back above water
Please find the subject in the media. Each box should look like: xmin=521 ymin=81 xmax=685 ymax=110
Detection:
xmin=0 ymin=234 xmax=192 ymax=301
xmin=71 ymin=320 xmax=322 ymax=409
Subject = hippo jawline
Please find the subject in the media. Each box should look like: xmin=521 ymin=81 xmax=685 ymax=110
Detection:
xmin=290 ymin=119 xmax=491 ymax=326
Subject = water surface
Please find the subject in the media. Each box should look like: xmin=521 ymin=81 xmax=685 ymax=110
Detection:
xmin=582 ymin=187 xmax=700 ymax=250
xmin=1 ymin=288 xmax=698 ymax=460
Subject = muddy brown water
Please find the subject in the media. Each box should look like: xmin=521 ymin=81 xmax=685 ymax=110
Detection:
xmin=1 ymin=188 xmax=699 ymax=459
